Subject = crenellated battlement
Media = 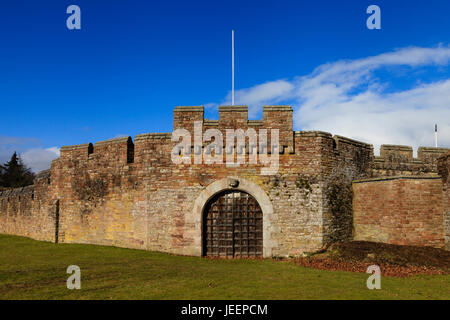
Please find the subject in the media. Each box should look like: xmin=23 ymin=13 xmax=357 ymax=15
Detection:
xmin=0 ymin=170 xmax=50 ymax=200
xmin=55 ymin=105 xmax=449 ymax=177
xmin=373 ymin=144 xmax=450 ymax=176
xmin=418 ymin=147 xmax=450 ymax=163
xmin=438 ymin=152 xmax=450 ymax=185
xmin=0 ymin=185 xmax=34 ymax=199
xmin=1 ymin=104 xmax=449 ymax=254
xmin=60 ymin=142 xmax=93 ymax=160
xmin=94 ymin=136 xmax=134 ymax=164
xmin=57 ymin=105 xmax=296 ymax=167
xmin=173 ymin=105 xmax=293 ymax=128
xmin=174 ymin=105 xmax=294 ymax=153
xmin=59 ymin=137 xmax=134 ymax=164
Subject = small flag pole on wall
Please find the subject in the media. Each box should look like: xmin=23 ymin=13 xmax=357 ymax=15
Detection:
xmin=232 ymin=29 xmax=235 ymax=106
xmin=435 ymin=124 xmax=438 ymax=147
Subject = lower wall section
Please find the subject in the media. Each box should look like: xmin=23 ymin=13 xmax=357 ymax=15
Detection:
xmin=445 ymin=211 xmax=450 ymax=251
xmin=59 ymin=195 xmax=148 ymax=250
xmin=438 ymin=152 xmax=450 ymax=250
xmin=0 ymin=183 xmax=56 ymax=242
xmin=58 ymin=176 xmax=326 ymax=257
xmin=353 ymin=176 xmax=446 ymax=249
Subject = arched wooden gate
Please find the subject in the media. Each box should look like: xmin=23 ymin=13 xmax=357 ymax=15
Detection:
xmin=203 ymin=190 xmax=263 ymax=258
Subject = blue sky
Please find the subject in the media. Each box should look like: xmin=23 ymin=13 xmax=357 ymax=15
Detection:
xmin=1 ymin=0 xmax=450 ymax=171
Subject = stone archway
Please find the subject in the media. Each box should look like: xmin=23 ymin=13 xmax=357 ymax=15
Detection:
xmin=203 ymin=190 xmax=263 ymax=258
xmin=190 ymin=177 xmax=275 ymax=257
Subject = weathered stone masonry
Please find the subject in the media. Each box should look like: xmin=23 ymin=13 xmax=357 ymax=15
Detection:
xmin=0 ymin=105 xmax=449 ymax=255
xmin=438 ymin=153 xmax=450 ymax=250
xmin=353 ymin=148 xmax=450 ymax=250
xmin=353 ymin=176 xmax=445 ymax=248
xmin=0 ymin=170 xmax=55 ymax=242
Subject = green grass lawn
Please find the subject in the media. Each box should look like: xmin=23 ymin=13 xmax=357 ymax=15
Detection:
xmin=0 ymin=234 xmax=448 ymax=300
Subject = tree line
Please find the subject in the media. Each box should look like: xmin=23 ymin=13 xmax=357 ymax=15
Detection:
xmin=0 ymin=152 xmax=35 ymax=189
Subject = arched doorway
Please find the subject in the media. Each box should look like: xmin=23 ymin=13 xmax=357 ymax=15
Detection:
xmin=203 ymin=190 xmax=263 ymax=258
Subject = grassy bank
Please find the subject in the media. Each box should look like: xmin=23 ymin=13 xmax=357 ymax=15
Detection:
xmin=0 ymin=234 xmax=448 ymax=299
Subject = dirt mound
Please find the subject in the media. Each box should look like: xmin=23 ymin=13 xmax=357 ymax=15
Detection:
xmin=294 ymin=241 xmax=450 ymax=277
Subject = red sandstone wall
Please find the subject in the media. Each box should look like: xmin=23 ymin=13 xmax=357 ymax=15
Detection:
xmin=49 ymin=126 xmax=332 ymax=256
xmin=46 ymin=105 xmax=355 ymax=256
xmin=372 ymin=145 xmax=449 ymax=177
xmin=1 ymin=105 xmax=447 ymax=256
xmin=321 ymin=135 xmax=373 ymax=244
xmin=353 ymin=177 xmax=445 ymax=249
xmin=0 ymin=171 xmax=55 ymax=242
xmin=47 ymin=104 xmax=379 ymax=257
xmin=437 ymin=152 xmax=450 ymax=250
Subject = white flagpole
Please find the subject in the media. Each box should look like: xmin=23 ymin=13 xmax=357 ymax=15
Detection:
xmin=435 ymin=124 xmax=438 ymax=147
xmin=232 ymin=30 xmax=235 ymax=106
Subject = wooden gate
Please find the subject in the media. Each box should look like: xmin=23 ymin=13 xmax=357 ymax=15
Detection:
xmin=203 ymin=190 xmax=263 ymax=258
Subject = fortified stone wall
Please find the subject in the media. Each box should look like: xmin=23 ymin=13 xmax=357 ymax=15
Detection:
xmin=0 ymin=105 xmax=448 ymax=255
xmin=353 ymin=176 xmax=445 ymax=248
xmin=372 ymin=145 xmax=448 ymax=177
xmin=351 ymin=148 xmax=450 ymax=251
xmin=50 ymin=136 xmax=145 ymax=249
xmin=0 ymin=170 xmax=55 ymax=242
xmin=321 ymin=135 xmax=373 ymax=245
xmin=438 ymin=152 xmax=450 ymax=250
xmin=49 ymin=106 xmax=337 ymax=256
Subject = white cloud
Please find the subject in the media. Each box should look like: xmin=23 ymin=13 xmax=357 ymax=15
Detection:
xmin=20 ymin=147 xmax=60 ymax=173
xmin=0 ymin=136 xmax=60 ymax=173
xmin=216 ymin=45 xmax=450 ymax=154
xmin=297 ymin=80 xmax=450 ymax=155
xmin=222 ymin=79 xmax=295 ymax=117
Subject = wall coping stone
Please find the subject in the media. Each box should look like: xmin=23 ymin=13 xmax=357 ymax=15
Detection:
xmin=219 ymin=106 xmax=248 ymax=112
xmin=174 ymin=106 xmax=204 ymax=112
xmin=60 ymin=143 xmax=92 ymax=151
xmin=0 ymin=185 xmax=34 ymax=198
xmin=438 ymin=151 xmax=450 ymax=161
xmin=418 ymin=147 xmax=450 ymax=153
xmin=263 ymin=105 xmax=293 ymax=112
xmin=295 ymin=131 xmax=332 ymax=138
xmin=134 ymin=133 xmax=172 ymax=141
xmin=353 ymin=175 xmax=442 ymax=184
xmin=334 ymin=135 xmax=373 ymax=148
xmin=247 ymin=120 xmax=263 ymax=126
xmin=35 ymin=169 xmax=50 ymax=180
xmin=203 ymin=119 xmax=219 ymax=126
xmin=94 ymin=136 xmax=131 ymax=146
xmin=381 ymin=144 xmax=413 ymax=151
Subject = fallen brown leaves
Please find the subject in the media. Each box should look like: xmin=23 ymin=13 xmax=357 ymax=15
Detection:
xmin=294 ymin=256 xmax=448 ymax=277
xmin=293 ymin=241 xmax=450 ymax=277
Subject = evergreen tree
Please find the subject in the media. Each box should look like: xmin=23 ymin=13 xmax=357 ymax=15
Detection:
xmin=0 ymin=152 xmax=35 ymax=188
xmin=0 ymin=164 xmax=4 ymax=190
